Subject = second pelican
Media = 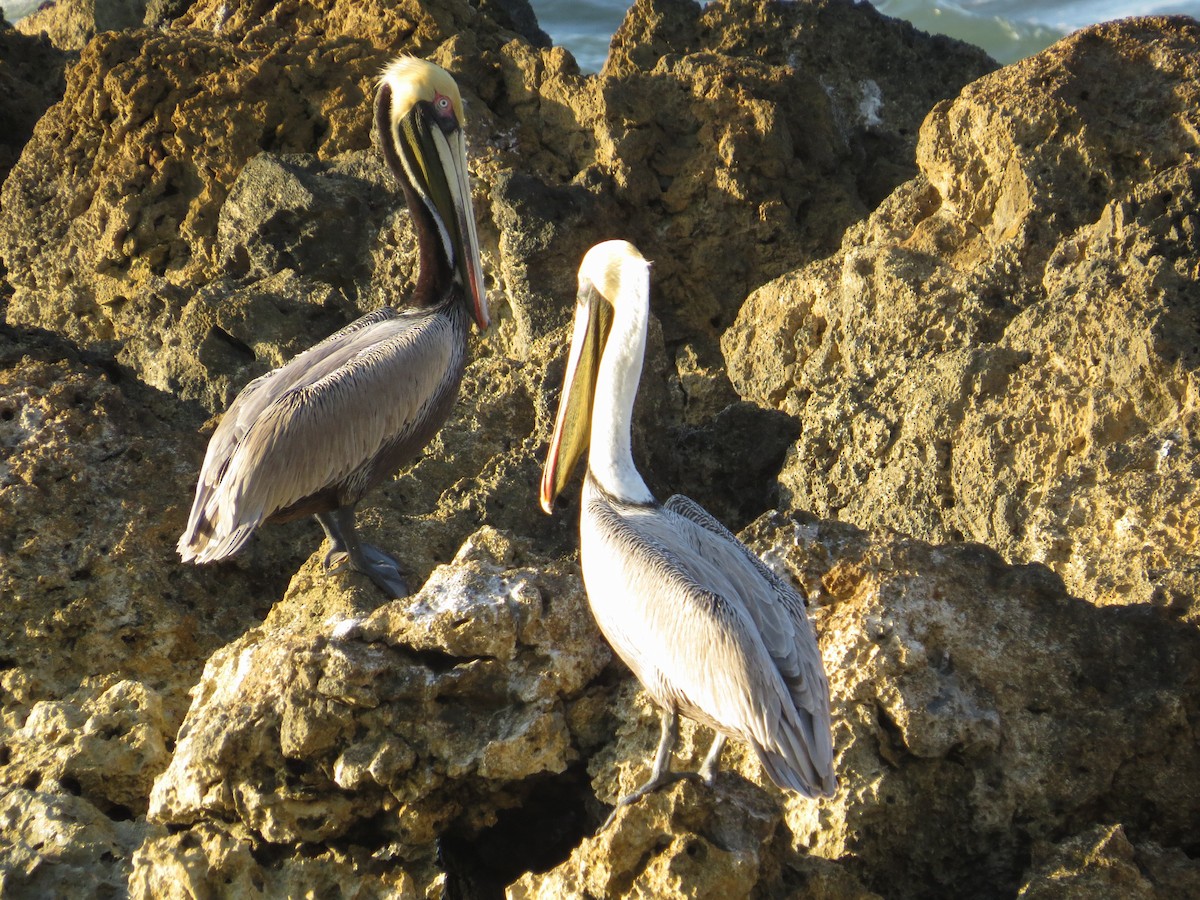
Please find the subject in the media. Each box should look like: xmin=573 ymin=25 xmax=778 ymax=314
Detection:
xmin=541 ymin=241 xmax=836 ymax=820
xmin=178 ymin=58 xmax=488 ymax=597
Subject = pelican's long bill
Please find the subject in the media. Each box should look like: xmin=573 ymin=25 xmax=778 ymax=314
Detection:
xmin=540 ymin=276 xmax=613 ymax=513
xmin=379 ymin=58 xmax=489 ymax=330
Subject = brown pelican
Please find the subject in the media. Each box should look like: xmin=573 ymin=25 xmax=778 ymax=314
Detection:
xmin=178 ymin=58 xmax=488 ymax=597
xmin=540 ymin=240 xmax=835 ymax=821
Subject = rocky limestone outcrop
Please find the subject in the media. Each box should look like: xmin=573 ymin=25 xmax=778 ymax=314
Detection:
xmin=2 ymin=0 xmax=1199 ymax=897
xmin=513 ymin=509 xmax=1200 ymax=898
xmin=138 ymin=528 xmax=610 ymax=893
xmin=723 ymin=16 xmax=1200 ymax=618
xmin=0 ymin=0 xmax=993 ymax=523
xmin=14 ymin=0 xmax=150 ymax=51
xmin=1016 ymin=825 xmax=1200 ymax=898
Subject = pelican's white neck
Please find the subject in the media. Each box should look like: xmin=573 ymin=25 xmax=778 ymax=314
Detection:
xmin=587 ymin=257 xmax=654 ymax=506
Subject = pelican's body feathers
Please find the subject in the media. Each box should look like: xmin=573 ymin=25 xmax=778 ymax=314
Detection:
xmin=582 ymin=479 xmax=835 ymax=796
xmin=179 ymin=302 xmax=467 ymax=563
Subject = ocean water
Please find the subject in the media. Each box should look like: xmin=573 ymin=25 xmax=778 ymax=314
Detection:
xmin=528 ymin=0 xmax=1200 ymax=71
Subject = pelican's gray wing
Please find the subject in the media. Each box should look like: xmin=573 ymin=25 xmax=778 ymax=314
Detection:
xmin=662 ymin=501 xmax=830 ymax=705
xmin=180 ymin=308 xmax=454 ymax=561
xmin=663 ymin=495 xmax=835 ymax=794
xmin=593 ymin=497 xmax=834 ymax=796
xmin=195 ymin=308 xmax=404 ymax=486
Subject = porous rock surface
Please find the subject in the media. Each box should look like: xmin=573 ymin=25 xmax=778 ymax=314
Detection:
xmin=14 ymin=0 xmax=150 ymax=51
xmin=1 ymin=0 xmax=1198 ymax=897
xmin=724 ymin=16 xmax=1200 ymax=617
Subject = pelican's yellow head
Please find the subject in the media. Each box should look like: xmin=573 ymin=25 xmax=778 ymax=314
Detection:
xmin=376 ymin=57 xmax=488 ymax=330
xmin=380 ymin=57 xmax=467 ymax=129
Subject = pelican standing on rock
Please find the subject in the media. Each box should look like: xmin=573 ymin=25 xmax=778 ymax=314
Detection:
xmin=178 ymin=58 xmax=488 ymax=597
xmin=540 ymin=241 xmax=836 ymax=821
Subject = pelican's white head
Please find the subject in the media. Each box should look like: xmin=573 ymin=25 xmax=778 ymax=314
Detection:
xmin=577 ymin=240 xmax=651 ymax=313
xmin=541 ymin=240 xmax=654 ymax=512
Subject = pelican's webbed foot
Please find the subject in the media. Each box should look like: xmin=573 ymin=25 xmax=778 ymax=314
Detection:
xmin=601 ymin=770 xmax=698 ymax=831
xmin=601 ymin=707 xmax=702 ymax=830
xmin=316 ymin=508 xmax=408 ymax=598
xmin=350 ymin=543 xmax=408 ymax=597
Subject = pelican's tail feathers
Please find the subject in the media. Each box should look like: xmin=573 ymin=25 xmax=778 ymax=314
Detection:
xmin=177 ymin=490 xmax=260 ymax=564
xmin=756 ymin=744 xmax=837 ymax=799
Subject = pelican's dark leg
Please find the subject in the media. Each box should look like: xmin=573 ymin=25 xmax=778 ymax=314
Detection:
xmin=602 ymin=707 xmax=696 ymax=829
xmin=315 ymin=506 xmax=408 ymax=598
xmin=698 ymin=733 xmax=726 ymax=784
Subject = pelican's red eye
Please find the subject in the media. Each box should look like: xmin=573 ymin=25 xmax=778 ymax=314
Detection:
xmin=434 ymin=92 xmax=453 ymax=115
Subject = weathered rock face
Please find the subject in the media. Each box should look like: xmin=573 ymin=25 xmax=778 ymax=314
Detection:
xmin=2 ymin=0 xmax=1199 ymax=897
xmin=599 ymin=0 xmax=996 ymax=339
xmin=141 ymin=529 xmax=610 ymax=891
xmin=14 ymin=0 xmax=150 ymax=51
xmin=1016 ymin=825 xmax=1200 ymax=899
xmin=516 ymin=509 xmax=1200 ymax=899
xmin=0 ymin=0 xmax=993 ymax=523
xmin=724 ymin=16 xmax=1200 ymax=617
xmin=0 ymin=786 xmax=161 ymax=897
xmin=748 ymin=512 xmax=1200 ymax=898
xmin=0 ymin=324 xmax=300 ymax=805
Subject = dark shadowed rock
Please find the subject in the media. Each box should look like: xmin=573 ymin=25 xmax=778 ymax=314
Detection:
xmin=0 ymin=23 xmax=68 ymax=196
xmin=216 ymin=151 xmax=393 ymax=289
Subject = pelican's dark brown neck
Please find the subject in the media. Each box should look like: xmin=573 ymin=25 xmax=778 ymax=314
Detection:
xmin=375 ymin=85 xmax=455 ymax=309
xmin=400 ymin=176 xmax=455 ymax=308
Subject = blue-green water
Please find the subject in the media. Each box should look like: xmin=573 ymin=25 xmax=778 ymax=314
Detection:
xmin=529 ymin=0 xmax=1200 ymax=71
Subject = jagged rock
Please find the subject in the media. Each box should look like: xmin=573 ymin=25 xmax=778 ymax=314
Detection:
xmin=508 ymin=776 xmax=879 ymax=900
xmin=2 ymin=680 xmax=170 ymax=816
xmin=0 ymin=0 xmax=994 ymax=533
xmin=464 ymin=0 xmax=995 ymax=520
xmin=2 ymin=0 xmax=1199 ymax=896
xmin=0 ymin=331 xmax=297 ymax=826
xmin=592 ymin=0 xmax=996 ymax=341
xmin=724 ymin=16 xmax=1200 ymax=616
xmin=128 ymin=825 xmax=420 ymax=900
xmin=0 ymin=0 xmax=548 ymax=371
xmin=1016 ymin=824 xmax=1200 ymax=899
xmin=0 ymin=28 xmax=391 ymax=353
xmin=14 ymin=0 xmax=148 ymax=50
xmin=514 ymin=502 xmax=1200 ymax=900
xmin=146 ymin=528 xmax=610 ymax=892
xmin=0 ymin=786 xmax=161 ymax=898
xmin=740 ymin=510 xmax=1200 ymax=899
xmin=128 ymin=819 xmax=421 ymax=899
